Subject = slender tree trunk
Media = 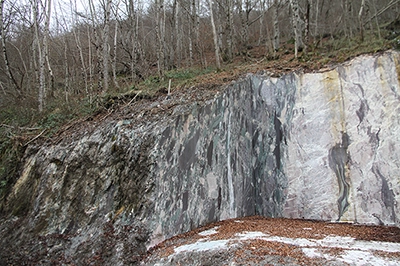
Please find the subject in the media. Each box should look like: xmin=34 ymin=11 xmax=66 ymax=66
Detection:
xmin=156 ymin=0 xmax=165 ymax=77
xmin=238 ymin=0 xmax=247 ymax=54
xmin=258 ymin=0 xmax=265 ymax=46
xmin=188 ymin=12 xmax=193 ymax=66
xmin=102 ymin=0 xmax=112 ymax=93
xmin=359 ymin=0 xmax=365 ymax=42
xmin=43 ymin=0 xmax=54 ymax=97
xmin=63 ymin=34 xmax=69 ymax=105
xmin=128 ymin=0 xmax=139 ymax=80
xmin=112 ymin=0 xmax=121 ymax=89
xmin=189 ymin=0 xmax=198 ymax=66
xmin=289 ymin=0 xmax=303 ymax=58
xmin=71 ymin=0 xmax=89 ymax=99
xmin=174 ymin=0 xmax=181 ymax=68
xmin=209 ymin=0 xmax=221 ymax=69
xmin=314 ymin=0 xmax=320 ymax=40
xmin=112 ymin=20 xmax=120 ymax=89
xmin=273 ymin=0 xmax=280 ymax=53
xmin=369 ymin=0 xmax=381 ymax=39
xmin=87 ymin=26 xmax=94 ymax=100
xmin=304 ymin=0 xmax=310 ymax=51
xmin=0 ymin=0 xmax=23 ymax=97
xmin=226 ymin=0 xmax=234 ymax=61
xmin=88 ymin=0 xmax=103 ymax=93
xmin=33 ymin=0 xmax=46 ymax=112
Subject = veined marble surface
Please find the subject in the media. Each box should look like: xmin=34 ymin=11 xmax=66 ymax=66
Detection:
xmin=282 ymin=52 xmax=400 ymax=226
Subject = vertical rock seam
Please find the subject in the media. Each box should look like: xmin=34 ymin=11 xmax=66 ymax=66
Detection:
xmin=328 ymin=132 xmax=351 ymax=221
xmin=227 ymin=111 xmax=235 ymax=218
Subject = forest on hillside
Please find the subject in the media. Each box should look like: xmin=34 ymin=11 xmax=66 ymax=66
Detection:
xmin=0 ymin=0 xmax=398 ymax=115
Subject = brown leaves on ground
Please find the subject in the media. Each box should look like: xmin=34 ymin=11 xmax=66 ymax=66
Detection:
xmin=144 ymin=216 xmax=400 ymax=265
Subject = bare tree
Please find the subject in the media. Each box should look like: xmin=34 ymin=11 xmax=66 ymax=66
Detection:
xmin=70 ymin=0 xmax=90 ymax=100
xmin=273 ymin=0 xmax=281 ymax=53
xmin=0 ymin=0 xmax=23 ymax=97
xmin=155 ymin=0 xmax=165 ymax=76
xmin=102 ymin=0 xmax=112 ymax=93
xmin=289 ymin=0 xmax=303 ymax=57
xmin=209 ymin=0 xmax=221 ymax=69
xmin=43 ymin=0 xmax=54 ymax=96
xmin=112 ymin=0 xmax=121 ymax=89
xmin=32 ymin=0 xmax=46 ymax=112
xmin=303 ymin=0 xmax=310 ymax=51
xmin=359 ymin=0 xmax=366 ymax=42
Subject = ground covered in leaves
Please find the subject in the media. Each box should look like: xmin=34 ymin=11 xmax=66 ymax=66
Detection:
xmin=142 ymin=216 xmax=400 ymax=265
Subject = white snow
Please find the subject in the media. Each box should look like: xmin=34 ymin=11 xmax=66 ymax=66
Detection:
xmin=174 ymin=239 xmax=229 ymax=253
xmin=172 ymin=231 xmax=400 ymax=265
xmin=234 ymin=231 xmax=269 ymax=239
xmin=198 ymin=227 xmax=219 ymax=236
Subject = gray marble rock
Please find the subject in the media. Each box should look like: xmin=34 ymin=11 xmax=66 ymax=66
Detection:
xmin=1 ymin=51 xmax=399 ymax=263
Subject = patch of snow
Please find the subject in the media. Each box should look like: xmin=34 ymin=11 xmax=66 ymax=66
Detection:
xmin=261 ymin=235 xmax=400 ymax=253
xmin=174 ymin=239 xmax=229 ymax=253
xmin=263 ymin=236 xmax=317 ymax=247
xmin=235 ymin=231 xmax=269 ymax=239
xmin=302 ymin=248 xmax=324 ymax=258
xmin=265 ymin=235 xmax=400 ymax=265
xmin=198 ymin=227 xmax=219 ymax=236
xmin=171 ymin=231 xmax=400 ymax=265
xmin=338 ymin=250 xmax=398 ymax=266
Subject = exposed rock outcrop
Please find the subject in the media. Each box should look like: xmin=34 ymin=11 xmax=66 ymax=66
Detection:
xmin=0 ymin=51 xmax=399 ymax=264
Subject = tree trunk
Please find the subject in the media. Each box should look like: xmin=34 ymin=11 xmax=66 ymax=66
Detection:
xmin=88 ymin=25 xmax=94 ymax=99
xmin=209 ymin=0 xmax=221 ymax=69
xmin=102 ymin=0 xmax=112 ymax=93
xmin=112 ymin=19 xmax=120 ymax=89
xmin=359 ymin=0 xmax=365 ymax=42
xmin=43 ymin=0 xmax=54 ymax=97
xmin=156 ymin=0 xmax=165 ymax=77
xmin=88 ymin=0 xmax=104 ymax=93
xmin=63 ymin=34 xmax=69 ymax=105
xmin=304 ymin=0 xmax=310 ymax=51
xmin=0 ymin=0 xmax=23 ymax=97
xmin=174 ymin=0 xmax=181 ymax=68
xmin=127 ymin=0 xmax=140 ymax=81
xmin=112 ymin=0 xmax=121 ymax=89
xmin=70 ymin=0 xmax=89 ymax=100
xmin=314 ymin=0 xmax=320 ymax=40
xmin=273 ymin=0 xmax=280 ymax=53
xmin=33 ymin=0 xmax=46 ymax=112
xmin=238 ymin=0 xmax=250 ymax=55
xmin=369 ymin=0 xmax=381 ymax=39
xmin=226 ymin=0 xmax=234 ymax=61
xmin=289 ymin=0 xmax=303 ymax=58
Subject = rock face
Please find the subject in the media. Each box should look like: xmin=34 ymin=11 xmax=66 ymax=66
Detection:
xmin=1 ymin=51 xmax=399 ymax=263
xmin=283 ymin=52 xmax=400 ymax=225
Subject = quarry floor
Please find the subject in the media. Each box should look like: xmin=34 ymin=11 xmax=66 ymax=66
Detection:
xmin=142 ymin=216 xmax=400 ymax=265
